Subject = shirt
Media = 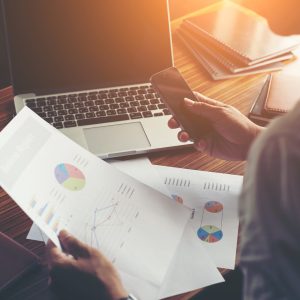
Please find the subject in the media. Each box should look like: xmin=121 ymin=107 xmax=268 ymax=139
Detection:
xmin=239 ymin=102 xmax=300 ymax=300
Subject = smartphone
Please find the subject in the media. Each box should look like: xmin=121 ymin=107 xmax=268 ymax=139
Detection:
xmin=150 ymin=67 xmax=212 ymax=140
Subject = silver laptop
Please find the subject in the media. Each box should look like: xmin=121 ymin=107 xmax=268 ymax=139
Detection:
xmin=3 ymin=0 xmax=186 ymax=159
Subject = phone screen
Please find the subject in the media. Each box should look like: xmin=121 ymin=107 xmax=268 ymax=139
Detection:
xmin=150 ymin=67 xmax=212 ymax=140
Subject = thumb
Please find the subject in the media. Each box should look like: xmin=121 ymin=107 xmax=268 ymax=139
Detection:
xmin=184 ymin=98 xmax=222 ymax=122
xmin=59 ymin=230 xmax=90 ymax=258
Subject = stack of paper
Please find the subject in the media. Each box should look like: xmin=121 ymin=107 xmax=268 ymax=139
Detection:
xmin=0 ymin=108 xmax=243 ymax=299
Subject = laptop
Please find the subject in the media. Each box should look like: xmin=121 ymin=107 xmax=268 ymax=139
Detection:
xmin=2 ymin=0 xmax=186 ymax=159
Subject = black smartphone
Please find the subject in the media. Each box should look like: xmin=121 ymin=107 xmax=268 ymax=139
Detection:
xmin=150 ymin=67 xmax=212 ymax=140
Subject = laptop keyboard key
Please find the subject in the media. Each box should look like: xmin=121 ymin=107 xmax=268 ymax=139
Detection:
xmin=150 ymin=99 xmax=159 ymax=104
xmin=58 ymin=110 xmax=68 ymax=116
xmin=26 ymin=102 xmax=36 ymax=108
xmin=47 ymin=111 xmax=57 ymax=117
xmin=37 ymin=101 xmax=47 ymax=107
xmin=137 ymin=106 xmax=147 ymax=112
xmin=148 ymin=104 xmax=157 ymax=110
xmin=95 ymin=99 xmax=105 ymax=105
xmin=74 ymin=102 xmax=84 ymax=108
xmin=154 ymin=112 xmax=163 ymax=117
xmin=158 ymin=103 xmax=166 ymax=109
xmin=108 ymin=92 xmax=118 ymax=98
xmin=86 ymin=112 xmax=95 ymax=118
xmin=99 ymin=105 xmax=109 ymax=111
xmin=89 ymin=106 xmax=99 ymax=112
xmin=142 ymin=111 xmax=153 ymax=118
xmin=127 ymin=107 xmax=137 ymax=113
xmin=163 ymin=109 xmax=171 ymax=115
xmin=99 ymin=94 xmax=108 ymax=99
xmin=140 ymin=100 xmax=149 ymax=106
xmin=117 ymin=108 xmax=127 ymax=114
xmin=135 ymin=95 xmax=144 ymax=100
xmin=79 ymin=107 xmax=89 ymax=113
xmin=130 ymin=112 xmax=142 ymax=119
xmin=115 ymin=98 xmax=125 ymax=103
xmin=31 ymin=107 xmax=43 ymax=113
xmin=107 ymin=110 xmax=116 ymax=116
xmin=84 ymin=100 xmax=94 ymax=107
xmin=120 ymin=102 xmax=129 ymax=108
xmin=75 ymin=114 xmax=85 ymax=120
xmin=105 ymin=99 xmax=115 ymax=104
xmin=130 ymin=101 xmax=139 ymax=107
xmin=37 ymin=112 xmax=47 ymax=118
xmin=125 ymin=96 xmax=134 ymax=102
xmin=64 ymin=121 xmax=77 ymax=128
xmin=69 ymin=108 xmax=78 ymax=114
xmin=110 ymin=103 xmax=119 ymax=109
xmin=53 ymin=122 xmax=63 ymax=129
xmin=57 ymin=98 xmax=67 ymax=104
xmin=96 ymin=111 xmax=106 ymax=117
xmin=44 ymin=117 xmax=53 ymax=123
xmin=77 ymin=114 xmax=129 ymax=126
xmin=65 ymin=115 xmax=75 ymax=121
xmin=54 ymin=116 xmax=64 ymax=122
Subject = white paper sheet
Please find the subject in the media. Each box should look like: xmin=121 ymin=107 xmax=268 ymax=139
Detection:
xmin=0 ymin=107 xmax=190 ymax=290
xmin=110 ymin=158 xmax=224 ymax=297
xmin=155 ymin=165 xmax=243 ymax=269
xmin=28 ymin=157 xmax=224 ymax=298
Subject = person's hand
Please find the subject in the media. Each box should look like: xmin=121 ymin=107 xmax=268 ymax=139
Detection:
xmin=47 ymin=230 xmax=128 ymax=300
xmin=168 ymin=92 xmax=263 ymax=161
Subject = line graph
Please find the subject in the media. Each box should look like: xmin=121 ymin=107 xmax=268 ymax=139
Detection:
xmin=83 ymin=197 xmax=139 ymax=261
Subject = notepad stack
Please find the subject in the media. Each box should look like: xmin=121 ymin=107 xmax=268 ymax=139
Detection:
xmin=249 ymin=73 xmax=300 ymax=125
xmin=176 ymin=1 xmax=299 ymax=80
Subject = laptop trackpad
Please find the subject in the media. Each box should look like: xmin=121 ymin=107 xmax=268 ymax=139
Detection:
xmin=83 ymin=122 xmax=151 ymax=155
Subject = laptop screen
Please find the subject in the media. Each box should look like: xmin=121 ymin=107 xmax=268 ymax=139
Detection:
xmin=3 ymin=0 xmax=173 ymax=95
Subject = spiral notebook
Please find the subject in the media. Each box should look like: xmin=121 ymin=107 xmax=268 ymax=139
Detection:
xmin=183 ymin=1 xmax=299 ymax=66
xmin=176 ymin=30 xmax=284 ymax=80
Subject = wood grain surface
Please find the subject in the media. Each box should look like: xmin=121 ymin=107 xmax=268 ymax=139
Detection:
xmin=0 ymin=2 xmax=271 ymax=299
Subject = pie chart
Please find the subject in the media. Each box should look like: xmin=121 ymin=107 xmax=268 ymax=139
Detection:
xmin=55 ymin=163 xmax=85 ymax=191
xmin=204 ymin=201 xmax=223 ymax=213
xmin=197 ymin=225 xmax=223 ymax=243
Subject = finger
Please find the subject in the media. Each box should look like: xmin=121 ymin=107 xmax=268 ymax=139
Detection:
xmin=193 ymin=92 xmax=224 ymax=107
xmin=178 ymin=130 xmax=190 ymax=142
xmin=184 ymin=98 xmax=223 ymax=121
xmin=58 ymin=230 xmax=90 ymax=258
xmin=168 ymin=117 xmax=180 ymax=129
xmin=194 ymin=139 xmax=208 ymax=152
xmin=46 ymin=239 xmax=70 ymax=269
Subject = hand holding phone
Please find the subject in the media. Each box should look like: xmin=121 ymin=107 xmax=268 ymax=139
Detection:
xmin=150 ymin=67 xmax=213 ymax=141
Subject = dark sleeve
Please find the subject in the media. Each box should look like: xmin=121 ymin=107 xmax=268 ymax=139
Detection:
xmin=239 ymin=133 xmax=300 ymax=300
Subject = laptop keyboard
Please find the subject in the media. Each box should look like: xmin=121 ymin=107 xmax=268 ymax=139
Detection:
xmin=24 ymin=84 xmax=171 ymax=129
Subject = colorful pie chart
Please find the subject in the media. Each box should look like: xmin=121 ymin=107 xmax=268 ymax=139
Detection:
xmin=55 ymin=163 xmax=85 ymax=191
xmin=204 ymin=201 xmax=223 ymax=213
xmin=197 ymin=225 xmax=223 ymax=243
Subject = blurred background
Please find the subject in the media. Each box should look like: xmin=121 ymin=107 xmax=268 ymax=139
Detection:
xmin=1 ymin=0 xmax=300 ymax=89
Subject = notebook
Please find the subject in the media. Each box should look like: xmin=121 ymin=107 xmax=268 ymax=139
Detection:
xmin=0 ymin=231 xmax=39 ymax=292
xmin=183 ymin=1 xmax=299 ymax=66
xmin=178 ymin=26 xmax=294 ymax=74
xmin=176 ymin=28 xmax=286 ymax=80
xmin=249 ymin=73 xmax=300 ymax=123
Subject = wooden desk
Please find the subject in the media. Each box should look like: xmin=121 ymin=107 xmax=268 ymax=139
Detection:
xmin=0 ymin=3 xmax=268 ymax=300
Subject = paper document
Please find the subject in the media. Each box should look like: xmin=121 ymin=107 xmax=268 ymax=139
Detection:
xmin=155 ymin=165 xmax=242 ymax=269
xmin=0 ymin=107 xmax=190 ymax=289
xmin=28 ymin=157 xmax=224 ymax=298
